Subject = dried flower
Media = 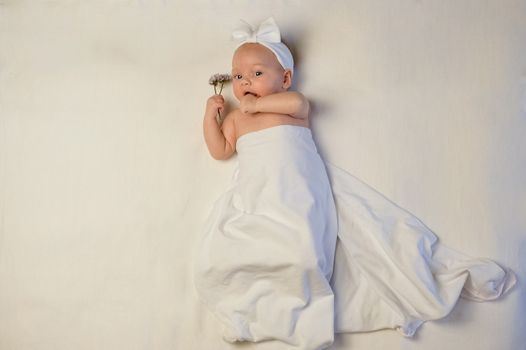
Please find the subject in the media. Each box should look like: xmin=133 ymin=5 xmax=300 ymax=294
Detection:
xmin=208 ymin=73 xmax=232 ymax=121
xmin=209 ymin=73 xmax=232 ymax=95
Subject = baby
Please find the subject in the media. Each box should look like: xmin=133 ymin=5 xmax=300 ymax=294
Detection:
xmin=203 ymin=18 xmax=309 ymax=160
xmin=195 ymin=18 xmax=340 ymax=348
xmin=194 ymin=17 xmax=516 ymax=350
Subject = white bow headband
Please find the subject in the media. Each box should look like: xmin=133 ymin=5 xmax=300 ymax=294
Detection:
xmin=231 ymin=17 xmax=294 ymax=75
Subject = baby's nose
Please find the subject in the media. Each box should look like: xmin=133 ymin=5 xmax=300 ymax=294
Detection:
xmin=241 ymin=78 xmax=250 ymax=85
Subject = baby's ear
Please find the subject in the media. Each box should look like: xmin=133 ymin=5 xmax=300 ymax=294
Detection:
xmin=282 ymin=69 xmax=293 ymax=89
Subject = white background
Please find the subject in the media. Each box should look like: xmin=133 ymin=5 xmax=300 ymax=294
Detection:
xmin=0 ymin=1 xmax=524 ymax=349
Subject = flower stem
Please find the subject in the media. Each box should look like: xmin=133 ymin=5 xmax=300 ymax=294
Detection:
xmin=216 ymin=83 xmax=224 ymax=122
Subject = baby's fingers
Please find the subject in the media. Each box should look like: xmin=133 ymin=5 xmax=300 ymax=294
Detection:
xmin=207 ymin=95 xmax=225 ymax=110
xmin=217 ymin=99 xmax=226 ymax=110
xmin=207 ymin=94 xmax=224 ymax=104
xmin=211 ymin=94 xmax=224 ymax=102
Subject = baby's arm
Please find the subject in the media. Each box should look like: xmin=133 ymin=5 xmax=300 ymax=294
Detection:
xmin=203 ymin=95 xmax=236 ymax=160
xmin=240 ymin=91 xmax=309 ymax=119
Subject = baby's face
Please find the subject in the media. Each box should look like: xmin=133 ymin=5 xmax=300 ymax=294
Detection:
xmin=231 ymin=43 xmax=291 ymax=101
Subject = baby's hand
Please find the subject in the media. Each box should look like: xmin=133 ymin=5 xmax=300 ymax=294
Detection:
xmin=205 ymin=94 xmax=226 ymax=119
xmin=240 ymin=94 xmax=258 ymax=115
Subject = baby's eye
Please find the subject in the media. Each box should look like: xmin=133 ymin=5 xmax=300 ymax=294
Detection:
xmin=255 ymin=71 xmax=262 ymax=76
xmin=234 ymin=74 xmax=242 ymax=80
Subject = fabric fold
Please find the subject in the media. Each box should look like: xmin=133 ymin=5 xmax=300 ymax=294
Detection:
xmin=326 ymin=161 xmax=516 ymax=336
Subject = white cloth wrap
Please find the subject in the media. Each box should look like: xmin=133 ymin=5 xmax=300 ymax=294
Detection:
xmin=194 ymin=125 xmax=337 ymax=349
xmin=193 ymin=125 xmax=516 ymax=349
xmin=327 ymin=161 xmax=517 ymax=336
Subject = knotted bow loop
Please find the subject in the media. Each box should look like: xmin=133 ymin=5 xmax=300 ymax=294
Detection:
xmin=230 ymin=17 xmax=294 ymax=74
xmin=231 ymin=17 xmax=281 ymax=44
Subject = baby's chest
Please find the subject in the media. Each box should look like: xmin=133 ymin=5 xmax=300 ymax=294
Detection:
xmin=234 ymin=112 xmax=309 ymax=140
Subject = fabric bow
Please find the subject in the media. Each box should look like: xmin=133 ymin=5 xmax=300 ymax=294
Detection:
xmin=231 ymin=17 xmax=281 ymax=44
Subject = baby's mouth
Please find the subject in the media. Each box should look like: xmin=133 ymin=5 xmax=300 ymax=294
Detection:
xmin=244 ymin=92 xmax=258 ymax=97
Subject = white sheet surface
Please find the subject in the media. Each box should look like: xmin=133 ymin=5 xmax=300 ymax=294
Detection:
xmin=1 ymin=1 xmax=525 ymax=350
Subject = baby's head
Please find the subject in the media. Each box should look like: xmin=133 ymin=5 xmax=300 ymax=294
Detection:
xmin=231 ymin=43 xmax=293 ymax=101
xmin=230 ymin=17 xmax=294 ymax=101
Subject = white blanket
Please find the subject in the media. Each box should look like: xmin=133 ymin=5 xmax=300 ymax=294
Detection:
xmin=192 ymin=124 xmax=516 ymax=350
